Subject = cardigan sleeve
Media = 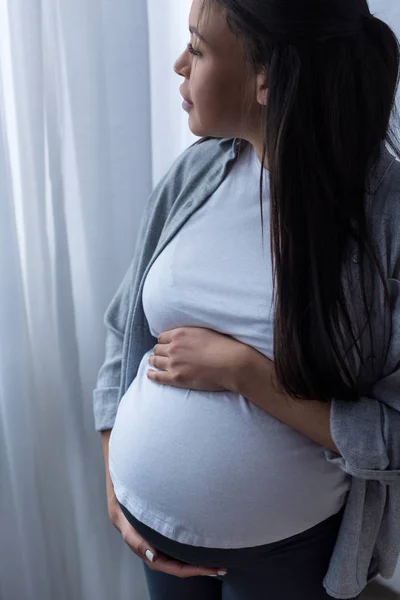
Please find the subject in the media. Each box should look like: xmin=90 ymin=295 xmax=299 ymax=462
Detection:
xmin=92 ymin=163 xmax=178 ymax=432
xmin=92 ymin=199 xmax=157 ymax=432
xmin=324 ymin=278 xmax=400 ymax=484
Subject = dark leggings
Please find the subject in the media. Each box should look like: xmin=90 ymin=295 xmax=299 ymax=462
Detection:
xmin=119 ymin=502 xmax=361 ymax=600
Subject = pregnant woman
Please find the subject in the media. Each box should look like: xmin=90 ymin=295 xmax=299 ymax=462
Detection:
xmin=93 ymin=1 xmax=400 ymax=598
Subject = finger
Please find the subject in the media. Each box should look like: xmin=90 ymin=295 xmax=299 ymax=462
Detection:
xmin=121 ymin=528 xmax=159 ymax=564
xmin=147 ymin=369 xmax=177 ymax=386
xmin=122 ymin=525 xmax=228 ymax=578
xmin=148 ymin=355 xmax=168 ymax=370
xmin=157 ymin=330 xmax=175 ymax=344
xmin=152 ymin=344 xmax=169 ymax=356
xmin=147 ymin=369 xmax=163 ymax=382
xmin=146 ymin=553 xmax=228 ymax=579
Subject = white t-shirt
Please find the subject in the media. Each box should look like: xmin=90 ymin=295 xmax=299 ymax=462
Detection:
xmin=108 ymin=142 xmax=351 ymax=549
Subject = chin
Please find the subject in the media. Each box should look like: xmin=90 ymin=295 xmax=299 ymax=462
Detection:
xmin=187 ymin=117 xmax=222 ymax=139
xmin=187 ymin=118 xmax=206 ymax=138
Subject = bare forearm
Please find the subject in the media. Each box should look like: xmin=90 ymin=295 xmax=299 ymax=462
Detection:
xmin=101 ymin=429 xmax=117 ymax=507
xmin=235 ymin=353 xmax=341 ymax=455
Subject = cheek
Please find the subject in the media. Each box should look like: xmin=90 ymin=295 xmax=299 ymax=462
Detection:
xmin=191 ymin=70 xmax=241 ymax=121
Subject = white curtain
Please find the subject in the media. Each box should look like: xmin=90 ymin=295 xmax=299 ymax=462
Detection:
xmin=0 ymin=0 xmax=193 ymax=598
xmin=0 ymin=1 xmax=398 ymax=599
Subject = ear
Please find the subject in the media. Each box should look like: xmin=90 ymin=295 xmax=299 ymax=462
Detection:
xmin=256 ymin=71 xmax=268 ymax=106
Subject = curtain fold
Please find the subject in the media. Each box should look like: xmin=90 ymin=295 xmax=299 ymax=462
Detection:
xmin=0 ymin=0 xmax=161 ymax=598
xmin=0 ymin=0 xmax=398 ymax=598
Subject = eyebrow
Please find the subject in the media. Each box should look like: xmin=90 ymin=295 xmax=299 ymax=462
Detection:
xmin=189 ymin=25 xmax=209 ymax=46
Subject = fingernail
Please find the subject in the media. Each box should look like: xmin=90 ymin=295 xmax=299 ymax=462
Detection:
xmin=145 ymin=550 xmax=155 ymax=563
xmin=218 ymin=570 xmax=228 ymax=576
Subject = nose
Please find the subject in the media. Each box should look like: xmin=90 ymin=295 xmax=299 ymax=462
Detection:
xmin=173 ymin=48 xmax=190 ymax=78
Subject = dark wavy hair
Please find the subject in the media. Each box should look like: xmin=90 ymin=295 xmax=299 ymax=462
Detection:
xmin=198 ymin=0 xmax=400 ymax=403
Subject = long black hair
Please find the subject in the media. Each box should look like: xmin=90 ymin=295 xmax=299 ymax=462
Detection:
xmin=198 ymin=0 xmax=400 ymax=403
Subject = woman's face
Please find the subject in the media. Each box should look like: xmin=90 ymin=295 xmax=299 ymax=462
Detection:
xmin=173 ymin=0 xmax=267 ymax=141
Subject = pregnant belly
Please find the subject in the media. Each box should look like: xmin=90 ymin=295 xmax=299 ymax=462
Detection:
xmin=108 ymin=351 xmax=350 ymax=548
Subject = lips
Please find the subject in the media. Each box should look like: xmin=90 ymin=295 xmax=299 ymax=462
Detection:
xmin=180 ymin=89 xmax=193 ymax=105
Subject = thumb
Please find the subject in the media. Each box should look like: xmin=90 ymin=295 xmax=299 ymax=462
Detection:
xmin=136 ymin=539 xmax=158 ymax=563
xmin=144 ymin=547 xmax=158 ymax=563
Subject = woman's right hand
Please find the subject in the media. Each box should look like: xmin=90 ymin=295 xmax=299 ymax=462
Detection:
xmin=108 ymin=497 xmax=228 ymax=579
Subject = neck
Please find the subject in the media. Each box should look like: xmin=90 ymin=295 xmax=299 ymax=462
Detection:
xmin=240 ymin=136 xmax=270 ymax=171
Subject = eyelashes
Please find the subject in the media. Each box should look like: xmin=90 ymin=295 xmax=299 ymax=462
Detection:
xmin=187 ymin=42 xmax=202 ymax=57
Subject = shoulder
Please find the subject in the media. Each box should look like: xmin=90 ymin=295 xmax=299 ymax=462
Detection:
xmin=149 ymin=136 xmax=236 ymax=211
xmin=169 ymin=136 xmax=235 ymax=180
xmin=140 ymin=137 xmax=236 ymax=237
xmin=367 ymin=148 xmax=400 ymax=279
xmin=369 ymin=147 xmax=400 ymax=216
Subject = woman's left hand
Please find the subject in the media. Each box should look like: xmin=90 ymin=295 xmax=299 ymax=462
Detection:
xmin=147 ymin=327 xmax=257 ymax=393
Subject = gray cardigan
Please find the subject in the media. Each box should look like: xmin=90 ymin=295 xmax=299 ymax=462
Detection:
xmin=93 ymin=136 xmax=400 ymax=599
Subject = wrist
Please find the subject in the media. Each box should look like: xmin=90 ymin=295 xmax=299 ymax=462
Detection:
xmin=230 ymin=346 xmax=262 ymax=396
xmin=107 ymin=492 xmax=120 ymax=517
